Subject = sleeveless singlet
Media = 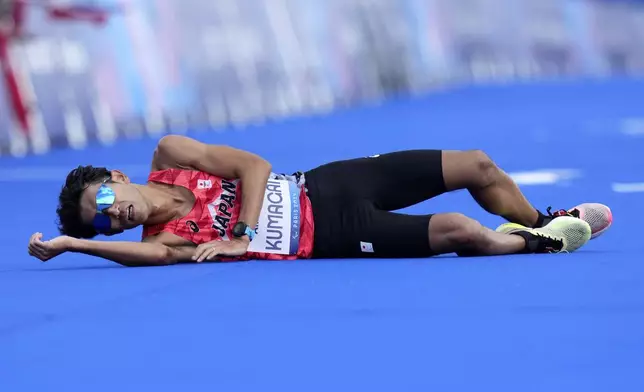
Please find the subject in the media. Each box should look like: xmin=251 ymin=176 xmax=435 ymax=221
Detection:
xmin=142 ymin=168 xmax=315 ymax=261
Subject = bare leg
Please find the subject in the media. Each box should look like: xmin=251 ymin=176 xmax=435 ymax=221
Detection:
xmin=441 ymin=150 xmax=543 ymax=227
xmin=428 ymin=213 xmax=528 ymax=256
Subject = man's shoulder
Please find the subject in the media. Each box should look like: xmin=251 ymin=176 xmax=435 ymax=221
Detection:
xmin=149 ymin=156 xmax=195 ymax=173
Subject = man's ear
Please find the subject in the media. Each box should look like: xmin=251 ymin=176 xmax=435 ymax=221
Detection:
xmin=110 ymin=170 xmax=131 ymax=184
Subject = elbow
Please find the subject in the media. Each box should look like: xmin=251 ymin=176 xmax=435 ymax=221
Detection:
xmin=160 ymin=245 xmax=179 ymax=265
xmin=160 ymin=245 xmax=189 ymax=266
xmin=122 ymin=246 xmax=177 ymax=267
xmin=246 ymin=155 xmax=272 ymax=176
xmin=116 ymin=245 xmax=176 ymax=268
xmin=258 ymin=157 xmax=272 ymax=174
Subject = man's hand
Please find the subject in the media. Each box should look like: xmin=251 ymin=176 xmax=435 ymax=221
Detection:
xmin=192 ymin=238 xmax=250 ymax=262
xmin=28 ymin=232 xmax=74 ymax=262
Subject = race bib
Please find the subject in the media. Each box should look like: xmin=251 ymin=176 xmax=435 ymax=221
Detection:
xmin=247 ymin=179 xmax=301 ymax=255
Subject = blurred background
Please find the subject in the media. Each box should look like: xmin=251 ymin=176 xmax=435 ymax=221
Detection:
xmin=2 ymin=2 xmax=644 ymax=391
xmin=1 ymin=0 xmax=644 ymax=157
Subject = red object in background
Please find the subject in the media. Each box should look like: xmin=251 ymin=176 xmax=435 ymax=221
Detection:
xmin=0 ymin=31 xmax=29 ymax=132
xmin=10 ymin=0 xmax=26 ymax=37
xmin=47 ymin=4 xmax=108 ymax=25
xmin=0 ymin=0 xmax=115 ymax=135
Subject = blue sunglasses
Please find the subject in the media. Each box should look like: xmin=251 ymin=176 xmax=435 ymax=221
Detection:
xmin=93 ymin=183 xmax=116 ymax=233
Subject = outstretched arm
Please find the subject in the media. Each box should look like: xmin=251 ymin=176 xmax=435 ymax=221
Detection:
xmin=70 ymin=238 xmax=196 ymax=267
xmin=28 ymin=233 xmax=196 ymax=267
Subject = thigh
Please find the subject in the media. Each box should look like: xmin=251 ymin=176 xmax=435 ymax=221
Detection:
xmin=311 ymin=201 xmax=435 ymax=259
xmin=305 ymin=150 xmax=447 ymax=211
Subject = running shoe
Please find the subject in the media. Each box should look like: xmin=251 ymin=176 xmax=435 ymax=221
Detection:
xmin=543 ymin=203 xmax=612 ymax=239
xmin=497 ymin=216 xmax=592 ymax=253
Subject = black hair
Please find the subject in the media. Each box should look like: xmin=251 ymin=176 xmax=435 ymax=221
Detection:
xmin=56 ymin=165 xmax=111 ymax=238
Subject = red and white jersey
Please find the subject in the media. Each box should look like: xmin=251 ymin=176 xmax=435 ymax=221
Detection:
xmin=142 ymin=168 xmax=314 ymax=261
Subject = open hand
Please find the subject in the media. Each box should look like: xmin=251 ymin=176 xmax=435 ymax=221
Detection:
xmin=192 ymin=238 xmax=249 ymax=262
xmin=28 ymin=232 xmax=73 ymax=262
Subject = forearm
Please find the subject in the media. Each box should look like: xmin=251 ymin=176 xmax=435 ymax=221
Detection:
xmin=238 ymin=158 xmax=272 ymax=230
xmin=69 ymin=239 xmax=195 ymax=267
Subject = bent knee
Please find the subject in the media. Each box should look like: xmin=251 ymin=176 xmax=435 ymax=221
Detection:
xmin=466 ymin=150 xmax=499 ymax=187
xmin=445 ymin=213 xmax=485 ymax=247
xmin=430 ymin=213 xmax=485 ymax=252
xmin=443 ymin=149 xmax=500 ymax=190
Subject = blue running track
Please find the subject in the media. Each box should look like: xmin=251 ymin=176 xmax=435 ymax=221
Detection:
xmin=1 ymin=79 xmax=643 ymax=391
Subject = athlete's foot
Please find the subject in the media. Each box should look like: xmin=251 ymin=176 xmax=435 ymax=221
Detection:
xmin=535 ymin=203 xmax=612 ymax=239
xmin=567 ymin=203 xmax=612 ymax=239
xmin=497 ymin=216 xmax=592 ymax=253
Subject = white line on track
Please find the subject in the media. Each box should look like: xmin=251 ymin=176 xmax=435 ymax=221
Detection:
xmin=611 ymin=182 xmax=644 ymax=193
xmin=508 ymin=169 xmax=582 ymax=185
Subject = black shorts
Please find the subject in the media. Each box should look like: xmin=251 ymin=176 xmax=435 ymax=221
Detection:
xmin=304 ymin=150 xmax=446 ymax=258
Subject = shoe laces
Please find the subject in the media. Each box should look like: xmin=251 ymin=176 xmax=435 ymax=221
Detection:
xmin=546 ymin=206 xmax=580 ymax=218
xmin=531 ymin=229 xmax=564 ymax=253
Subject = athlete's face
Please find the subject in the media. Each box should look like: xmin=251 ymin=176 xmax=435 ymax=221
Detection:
xmin=78 ymin=170 xmax=150 ymax=236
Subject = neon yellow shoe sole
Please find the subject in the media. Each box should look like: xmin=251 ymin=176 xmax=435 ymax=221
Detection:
xmin=495 ymin=222 xmax=527 ymax=235
xmin=496 ymin=216 xmax=591 ymax=253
